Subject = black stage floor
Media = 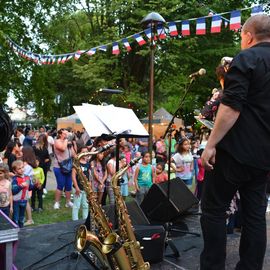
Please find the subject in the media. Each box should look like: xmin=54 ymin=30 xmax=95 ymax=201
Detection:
xmin=15 ymin=212 xmax=270 ymax=270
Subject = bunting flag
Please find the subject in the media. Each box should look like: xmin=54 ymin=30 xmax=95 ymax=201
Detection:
xmin=133 ymin=33 xmax=146 ymax=45
xmin=86 ymin=48 xmax=96 ymax=56
xmin=157 ymin=25 xmax=166 ymax=39
xmin=211 ymin=15 xmax=222 ymax=33
xmin=182 ymin=21 xmax=190 ymax=36
xmin=67 ymin=54 xmax=73 ymax=61
xmin=230 ymin=10 xmax=241 ymax=30
xmin=5 ymin=4 xmax=267 ymax=65
xmin=61 ymin=56 xmax=67 ymax=64
xmin=112 ymin=42 xmax=120 ymax=55
xmin=74 ymin=50 xmax=85 ymax=60
xmin=144 ymin=28 xmax=152 ymax=40
xmin=99 ymin=45 xmax=107 ymax=52
xmin=168 ymin=22 xmax=178 ymax=36
xmin=51 ymin=56 xmax=56 ymax=64
xmin=196 ymin=18 xmax=206 ymax=35
xmin=251 ymin=5 xmax=263 ymax=16
xmin=122 ymin=38 xmax=132 ymax=51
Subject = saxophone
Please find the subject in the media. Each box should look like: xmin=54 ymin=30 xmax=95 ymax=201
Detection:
xmin=73 ymin=145 xmax=132 ymax=270
xmin=111 ymin=157 xmax=150 ymax=270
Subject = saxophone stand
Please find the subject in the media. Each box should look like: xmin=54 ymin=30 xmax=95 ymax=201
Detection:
xmin=163 ymin=77 xmax=201 ymax=259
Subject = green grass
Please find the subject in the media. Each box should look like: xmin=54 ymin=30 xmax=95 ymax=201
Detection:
xmin=31 ymin=191 xmax=73 ymax=226
xmin=30 ymin=190 xmax=135 ymax=227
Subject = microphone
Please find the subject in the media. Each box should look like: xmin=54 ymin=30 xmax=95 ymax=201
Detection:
xmin=97 ymin=143 xmax=115 ymax=153
xmin=129 ymin=156 xmax=141 ymax=167
xmin=100 ymin=130 xmax=131 ymax=141
xmin=221 ymin=56 xmax=233 ymax=66
xmin=99 ymin=88 xmax=124 ymax=94
xmin=189 ymin=68 xmax=206 ymax=78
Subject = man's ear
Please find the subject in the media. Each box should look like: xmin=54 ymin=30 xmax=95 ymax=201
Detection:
xmin=247 ymin=32 xmax=254 ymax=45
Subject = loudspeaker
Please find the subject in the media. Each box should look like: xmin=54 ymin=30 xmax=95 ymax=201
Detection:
xmin=140 ymin=178 xmax=199 ymax=222
xmin=134 ymin=225 xmax=166 ymax=263
xmin=85 ymin=200 xmax=149 ymax=230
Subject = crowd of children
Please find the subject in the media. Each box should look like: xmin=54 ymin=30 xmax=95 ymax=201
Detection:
xmin=0 ymin=125 xmax=209 ymax=229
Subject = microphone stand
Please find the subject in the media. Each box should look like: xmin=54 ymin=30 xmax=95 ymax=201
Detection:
xmin=163 ymin=77 xmax=200 ymax=258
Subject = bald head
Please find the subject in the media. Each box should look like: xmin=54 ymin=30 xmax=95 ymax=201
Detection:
xmin=243 ymin=15 xmax=270 ymax=41
xmin=241 ymin=15 xmax=270 ymax=49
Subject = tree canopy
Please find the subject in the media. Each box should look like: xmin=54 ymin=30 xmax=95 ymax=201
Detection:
xmin=0 ymin=0 xmax=265 ymax=124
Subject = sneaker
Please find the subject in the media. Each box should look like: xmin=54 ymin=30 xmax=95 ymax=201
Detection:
xmin=24 ymin=220 xmax=34 ymax=226
xmin=53 ymin=202 xmax=60 ymax=209
xmin=65 ymin=201 xmax=73 ymax=208
xmin=42 ymin=195 xmax=46 ymax=199
xmin=38 ymin=208 xmax=44 ymax=213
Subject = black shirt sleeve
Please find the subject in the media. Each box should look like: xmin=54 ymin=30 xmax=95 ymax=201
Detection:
xmin=221 ymin=51 xmax=256 ymax=112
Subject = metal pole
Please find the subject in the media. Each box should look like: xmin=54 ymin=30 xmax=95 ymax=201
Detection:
xmin=148 ymin=22 xmax=154 ymax=157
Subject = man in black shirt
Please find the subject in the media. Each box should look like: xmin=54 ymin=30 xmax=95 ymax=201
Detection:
xmin=200 ymin=15 xmax=270 ymax=270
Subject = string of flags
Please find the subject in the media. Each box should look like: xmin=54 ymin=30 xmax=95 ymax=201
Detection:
xmin=5 ymin=5 xmax=264 ymax=65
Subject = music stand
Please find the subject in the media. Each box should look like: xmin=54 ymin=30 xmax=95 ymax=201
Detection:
xmin=74 ymin=104 xmax=149 ymax=170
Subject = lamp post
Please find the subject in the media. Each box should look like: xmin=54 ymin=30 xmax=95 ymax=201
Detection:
xmin=141 ymin=12 xmax=166 ymax=156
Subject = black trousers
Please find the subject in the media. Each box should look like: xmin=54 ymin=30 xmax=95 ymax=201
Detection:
xmin=31 ymin=186 xmax=43 ymax=209
xmin=200 ymin=149 xmax=268 ymax=270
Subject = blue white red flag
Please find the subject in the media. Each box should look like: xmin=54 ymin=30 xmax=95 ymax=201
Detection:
xmin=112 ymin=42 xmax=120 ymax=55
xmin=61 ymin=56 xmax=67 ymax=64
xmin=168 ymin=22 xmax=178 ymax=36
xmin=230 ymin=11 xmax=241 ymax=30
xmin=133 ymin=33 xmax=146 ymax=46
xmin=86 ymin=48 xmax=96 ymax=56
xmin=144 ymin=28 xmax=152 ymax=40
xmin=157 ymin=25 xmax=166 ymax=39
xmin=251 ymin=5 xmax=263 ymax=16
xmin=51 ymin=56 xmax=56 ymax=64
xmin=122 ymin=38 xmax=132 ymax=51
xmin=196 ymin=18 xmax=206 ymax=35
xmin=74 ymin=50 xmax=85 ymax=60
xmin=99 ymin=45 xmax=107 ymax=52
xmin=211 ymin=15 xmax=222 ymax=33
xmin=67 ymin=54 xmax=73 ymax=61
xmin=182 ymin=21 xmax=190 ymax=36
xmin=57 ymin=57 xmax=62 ymax=64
